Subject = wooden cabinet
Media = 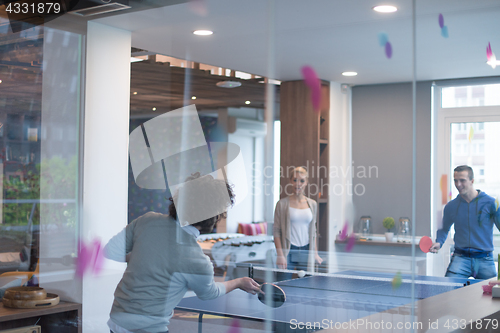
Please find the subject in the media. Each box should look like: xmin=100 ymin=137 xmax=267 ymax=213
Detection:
xmin=280 ymin=80 xmax=330 ymax=252
xmin=0 ymin=301 xmax=81 ymax=332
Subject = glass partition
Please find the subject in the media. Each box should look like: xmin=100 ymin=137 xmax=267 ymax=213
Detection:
xmin=2 ymin=0 xmax=500 ymax=332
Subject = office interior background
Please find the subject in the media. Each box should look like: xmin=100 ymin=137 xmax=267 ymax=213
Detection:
xmin=0 ymin=0 xmax=500 ymax=331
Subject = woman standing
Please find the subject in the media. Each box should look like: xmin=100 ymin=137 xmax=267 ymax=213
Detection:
xmin=274 ymin=167 xmax=323 ymax=272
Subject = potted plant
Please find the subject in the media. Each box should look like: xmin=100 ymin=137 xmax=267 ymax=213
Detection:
xmin=383 ymin=217 xmax=395 ymax=242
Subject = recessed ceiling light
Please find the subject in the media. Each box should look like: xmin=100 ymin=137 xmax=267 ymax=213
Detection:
xmin=342 ymin=71 xmax=358 ymax=77
xmin=373 ymin=5 xmax=397 ymax=13
xmin=191 ymin=96 xmax=197 ymax=100
xmin=193 ymin=30 xmax=213 ymax=36
xmin=245 ymin=101 xmax=251 ymax=105
xmin=152 ymin=107 xmax=156 ymax=111
xmin=0 ymin=80 xmax=2 ymax=83
xmin=133 ymin=91 xmax=138 ymax=95
xmin=216 ymin=81 xmax=242 ymax=88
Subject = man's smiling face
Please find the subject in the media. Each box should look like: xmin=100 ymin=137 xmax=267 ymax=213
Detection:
xmin=454 ymin=170 xmax=474 ymax=197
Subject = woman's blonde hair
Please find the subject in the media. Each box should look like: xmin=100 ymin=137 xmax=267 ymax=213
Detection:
xmin=290 ymin=166 xmax=308 ymax=179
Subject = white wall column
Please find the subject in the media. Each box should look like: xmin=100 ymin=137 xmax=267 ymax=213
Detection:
xmin=82 ymin=22 xmax=131 ymax=332
xmin=328 ymin=82 xmax=352 ymax=271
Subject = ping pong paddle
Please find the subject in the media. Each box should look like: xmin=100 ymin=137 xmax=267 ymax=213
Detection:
xmin=257 ymin=283 xmax=286 ymax=308
xmin=419 ymin=236 xmax=433 ymax=253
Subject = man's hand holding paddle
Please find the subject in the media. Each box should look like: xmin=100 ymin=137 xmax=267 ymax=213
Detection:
xmin=223 ymin=277 xmax=262 ymax=295
xmin=429 ymin=242 xmax=441 ymax=253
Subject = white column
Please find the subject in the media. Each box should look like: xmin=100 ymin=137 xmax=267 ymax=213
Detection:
xmin=82 ymin=22 xmax=131 ymax=332
xmin=328 ymin=82 xmax=352 ymax=272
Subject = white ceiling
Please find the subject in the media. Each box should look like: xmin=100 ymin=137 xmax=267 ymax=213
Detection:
xmin=95 ymin=0 xmax=500 ymax=85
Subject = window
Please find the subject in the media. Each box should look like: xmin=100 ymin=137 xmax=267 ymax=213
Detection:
xmin=442 ymin=84 xmax=500 ymax=108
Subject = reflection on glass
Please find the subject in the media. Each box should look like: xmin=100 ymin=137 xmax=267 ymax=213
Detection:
xmin=0 ymin=30 xmax=43 ymax=282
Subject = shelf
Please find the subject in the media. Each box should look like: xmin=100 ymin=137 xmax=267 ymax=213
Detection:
xmin=280 ymin=80 xmax=330 ymax=253
xmin=4 ymin=140 xmax=40 ymax=144
xmin=335 ymin=234 xmax=422 ymax=247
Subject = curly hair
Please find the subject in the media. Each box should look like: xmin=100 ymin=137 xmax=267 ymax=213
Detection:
xmin=168 ymin=172 xmax=235 ymax=234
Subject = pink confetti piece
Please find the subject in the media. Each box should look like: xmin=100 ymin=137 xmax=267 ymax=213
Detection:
xmin=227 ymin=319 xmax=241 ymax=333
xmin=385 ymin=42 xmax=392 ymax=59
xmin=487 ymin=42 xmax=493 ymax=61
xmin=346 ymin=234 xmax=356 ymax=252
xmin=438 ymin=14 xmax=444 ymax=29
xmin=188 ymin=0 xmax=208 ymax=16
xmin=91 ymin=239 xmax=104 ymax=275
xmin=76 ymin=238 xmax=105 ymax=278
xmin=75 ymin=240 xmax=91 ymax=278
xmin=339 ymin=220 xmax=348 ymax=241
xmin=483 ymin=284 xmax=493 ymax=294
xmin=301 ymin=65 xmax=321 ymax=113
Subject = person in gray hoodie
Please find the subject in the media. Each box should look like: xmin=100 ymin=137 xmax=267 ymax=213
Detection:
xmin=430 ymin=165 xmax=500 ymax=279
xmin=105 ymin=174 xmax=261 ymax=333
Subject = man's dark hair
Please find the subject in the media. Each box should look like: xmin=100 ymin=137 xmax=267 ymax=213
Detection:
xmin=168 ymin=174 xmax=235 ymax=234
xmin=454 ymin=165 xmax=474 ymax=180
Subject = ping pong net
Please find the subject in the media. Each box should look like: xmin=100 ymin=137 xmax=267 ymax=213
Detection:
xmin=248 ymin=266 xmax=466 ymax=301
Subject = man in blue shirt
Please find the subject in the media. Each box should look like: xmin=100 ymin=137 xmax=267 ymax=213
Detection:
xmin=430 ymin=165 xmax=500 ymax=279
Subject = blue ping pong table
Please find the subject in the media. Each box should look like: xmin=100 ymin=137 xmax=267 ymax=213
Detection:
xmin=176 ymin=270 xmax=479 ymax=332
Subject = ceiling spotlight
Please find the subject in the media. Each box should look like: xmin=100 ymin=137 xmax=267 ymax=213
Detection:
xmin=373 ymin=5 xmax=397 ymax=13
xmin=245 ymin=101 xmax=251 ymax=105
xmin=342 ymin=71 xmax=358 ymax=77
xmin=152 ymin=107 xmax=156 ymax=111
xmin=193 ymin=30 xmax=213 ymax=36
xmin=191 ymin=96 xmax=197 ymax=100
xmin=216 ymin=80 xmax=242 ymax=88
xmin=0 ymin=80 xmax=2 ymax=83
xmin=133 ymin=91 xmax=138 ymax=95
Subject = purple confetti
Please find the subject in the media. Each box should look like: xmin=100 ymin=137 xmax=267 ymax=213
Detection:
xmin=385 ymin=42 xmax=392 ymax=59
xmin=75 ymin=240 xmax=91 ymax=278
xmin=438 ymin=14 xmax=444 ymax=29
xmin=301 ymin=65 xmax=322 ymax=113
xmin=92 ymin=239 xmax=104 ymax=275
xmin=346 ymin=234 xmax=356 ymax=252
xmin=75 ymin=238 xmax=105 ymax=278
xmin=339 ymin=221 xmax=348 ymax=241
